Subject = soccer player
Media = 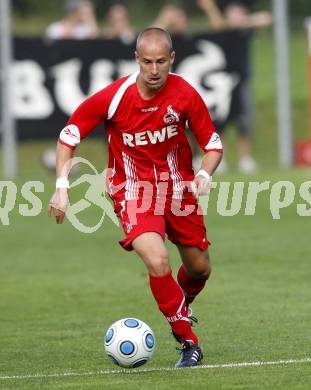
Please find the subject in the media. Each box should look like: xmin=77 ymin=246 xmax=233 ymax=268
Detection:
xmin=48 ymin=27 xmax=223 ymax=368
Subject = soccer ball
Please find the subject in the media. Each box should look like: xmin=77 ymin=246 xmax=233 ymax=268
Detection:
xmin=104 ymin=318 xmax=155 ymax=368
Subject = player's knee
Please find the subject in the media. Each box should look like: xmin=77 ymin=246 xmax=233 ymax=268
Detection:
xmin=201 ymin=261 xmax=212 ymax=279
xmin=192 ymin=263 xmax=211 ymax=280
xmin=188 ymin=252 xmax=212 ymax=280
xmin=145 ymin=252 xmax=170 ymax=276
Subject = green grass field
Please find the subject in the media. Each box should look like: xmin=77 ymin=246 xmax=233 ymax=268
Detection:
xmin=1 ymin=140 xmax=311 ymax=389
xmin=1 ymin=30 xmax=311 ymax=389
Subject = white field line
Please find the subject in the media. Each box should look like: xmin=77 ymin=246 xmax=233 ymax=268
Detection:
xmin=0 ymin=357 xmax=310 ymax=380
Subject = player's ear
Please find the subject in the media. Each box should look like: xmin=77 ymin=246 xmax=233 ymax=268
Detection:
xmin=170 ymin=51 xmax=176 ymax=65
xmin=135 ymin=51 xmax=139 ymax=64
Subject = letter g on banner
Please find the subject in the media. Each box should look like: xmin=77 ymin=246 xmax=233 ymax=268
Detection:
xmin=176 ymin=40 xmax=238 ymax=123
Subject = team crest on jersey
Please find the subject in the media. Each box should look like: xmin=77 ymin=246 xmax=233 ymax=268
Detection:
xmin=163 ymin=105 xmax=180 ymax=125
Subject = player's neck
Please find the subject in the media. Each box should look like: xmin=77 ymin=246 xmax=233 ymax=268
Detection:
xmin=136 ymin=75 xmax=164 ymax=100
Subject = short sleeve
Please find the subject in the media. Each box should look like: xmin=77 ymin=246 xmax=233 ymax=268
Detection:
xmin=187 ymin=87 xmax=223 ymax=153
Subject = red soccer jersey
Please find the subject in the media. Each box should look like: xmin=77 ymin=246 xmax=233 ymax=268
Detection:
xmin=59 ymin=72 xmax=223 ymax=200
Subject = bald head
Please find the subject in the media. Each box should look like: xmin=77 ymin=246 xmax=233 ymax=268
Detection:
xmin=135 ymin=27 xmax=175 ymax=97
xmin=136 ymin=27 xmax=173 ymax=54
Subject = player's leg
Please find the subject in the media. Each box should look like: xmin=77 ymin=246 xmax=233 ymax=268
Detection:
xmin=132 ymin=232 xmax=199 ymax=348
xmin=116 ymin=203 xmax=202 ymax=367
xmin=177 ymin=245 xmax=211 ymax=307
xmin=165 ymin=212 xmax=208 ymax=367
xmin=166 ymin=202 xmax=211 ymax=307
xmin=132 ymin=232 xmax=170 ymax=275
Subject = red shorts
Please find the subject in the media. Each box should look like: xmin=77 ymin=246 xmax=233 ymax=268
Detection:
xmin=113 ymin=195 xmax=210 ymax=252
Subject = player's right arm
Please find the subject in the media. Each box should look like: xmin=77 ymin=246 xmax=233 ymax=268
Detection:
xmin=47 ymin=87 xmax=111 ymax=224
xmin=48 ymin=142 xmax=74 ymax=224
xmin=47 ymin=76 xmax=132 ymax=224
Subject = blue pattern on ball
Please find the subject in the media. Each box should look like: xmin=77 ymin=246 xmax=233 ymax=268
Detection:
xmin=120 ymin=340 xmax=135 ymax=355
xmin=124 ymin=319 xmax=139 ymax=328
xmin=105 ymin=328 xmax=114 ymax=343
xmin=145 ymin=333 xmax=154 ymax=348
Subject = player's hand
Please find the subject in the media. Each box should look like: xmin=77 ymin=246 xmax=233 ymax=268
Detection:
xmin=190 ymin=170 xmax=212 ymax=198
xmin=48 ymin=188 xmax=69 ymax=224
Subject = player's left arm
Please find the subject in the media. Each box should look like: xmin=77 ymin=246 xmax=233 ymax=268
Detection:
xmin=191 ymin=150 xmax=222 ymax=198
xmin=187 ymin=87 xmax=223 ymax=198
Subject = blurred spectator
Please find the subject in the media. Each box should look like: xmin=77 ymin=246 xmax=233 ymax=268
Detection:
xmin=102 ymin=3 xmax=135 ymax=44
xmin=153 ymin=5 xmax=189 ymax=35
xmin=46 ymin=0 xmax=99 ymax=40
xmin=197 ymin=0 xmax=272 ymax=173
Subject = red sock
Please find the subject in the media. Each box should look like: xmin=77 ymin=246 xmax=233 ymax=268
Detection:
xmin=149 ymin=271 xmax=198 ymax=346
xmin=177 ymin=265 xmax=207 ymax=306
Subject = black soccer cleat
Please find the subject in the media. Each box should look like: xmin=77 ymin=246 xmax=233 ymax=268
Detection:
xmin=175 ymin=340 xmax=203 ymax=368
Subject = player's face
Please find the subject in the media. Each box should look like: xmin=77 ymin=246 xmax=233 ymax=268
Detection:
xmin=135 ymin=43 xmax=175 ymax=92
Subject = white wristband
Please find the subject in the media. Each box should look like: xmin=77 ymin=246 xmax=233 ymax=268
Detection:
xmin=196 ymin=169 xmax=211 ymax=181
xmin=56 ymin=177 xmax=70 ymax=189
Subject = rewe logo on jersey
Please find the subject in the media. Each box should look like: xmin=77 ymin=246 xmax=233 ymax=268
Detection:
xmin=123 ymin=125 xmax=178 ymax=147
xmin=163 ymin=105 xmax=180 ymax=125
